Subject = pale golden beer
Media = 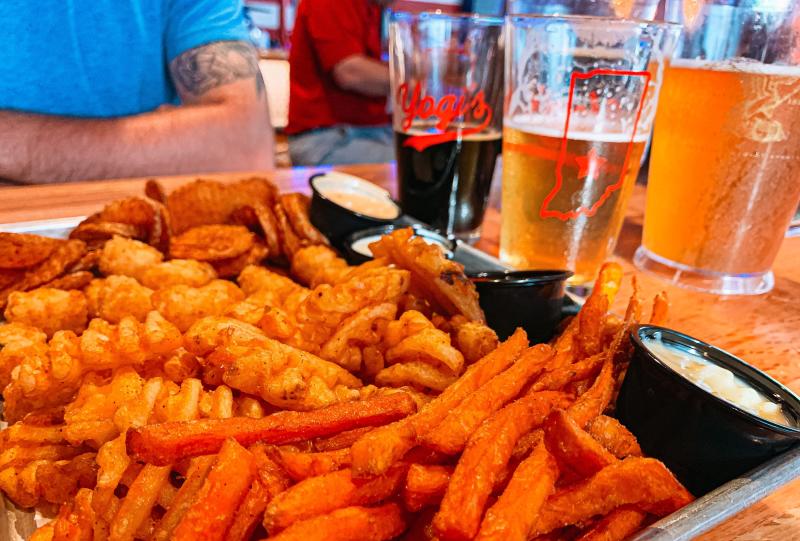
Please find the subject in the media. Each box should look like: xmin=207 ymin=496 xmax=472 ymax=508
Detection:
xmin=643 ymin=60 xmax=800 ymax=275
xmin=501 ymin=117 xmax=647 ymax=284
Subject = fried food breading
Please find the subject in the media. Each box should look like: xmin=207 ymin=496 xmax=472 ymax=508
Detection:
xmin=170 ymin=224 xmax=256 ymax=261
xmin=1 ymin=239 xmax=87 ymax=310
xmin=260 ymin=267 xmax=409 ymax=354
xmin=211 ymin=241 xmax=269 ymax=278
xmin=98 ymin=236 xmax=164 ymax=282
xmin=209 ymin=341 xmax=363 ymax=410
xmin=238 ymin=264 xmax=307 ymax=300
xmin=319 ymin=303 xmax=397 ymax=372
xmin=4 ymin=288 xmax=88 ymax=337
xmin=369 ymin=228 xmax=485 ymax=323
xmin=290 ymin=245 xmax=351 ymax=287
xmin=166 ymin=177 xmax=277 ymax=234
xmin=384 ymin=311 xmax=464 ymax=375
xmin=279 ymin=193 xmax=329 ymax=246
xmin=451 ymin=320 xmax=500 ymax=365
xmin=183 ymin=316 xmax=268 ymax=357
xmin=86 ymin=275 xmax=154 ymax=323
xmin=140 ymin=259 xmax=217 ymax=289
xmin=375 ymin=362 xmax=457 ymax=393
xmin=0 ymin=233 xmax=60 ymax=269
xmin=40 ymin=270 xmax=94 ymax=291
xmin=153 ymin=280 xmax=245 ymax=332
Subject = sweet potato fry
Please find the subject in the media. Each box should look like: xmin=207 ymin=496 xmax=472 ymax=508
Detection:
xmin=566 ymin=357 xmax=614 ymax=428
xmin=227 ymin=444 xmax=291 ymax=541
xmin=585 ymin=415 xmax=642 ymax=459
xmin=649 ymin=292 xmax=669 ymax=325
xmin=532 ymin=352 xmax=604 ymax=393
xmin=151 ymin=455 xmax=215 ymax=541
xmin=267 ymin=503 xmax=406 ymax=541
xmin=576 ymin=263 xmax=623 ymax=358
xmin=109 ymin=464 xmax=171 ymax=541
xmin=575 ymin=506 xmax=648 ymax=541
xmin=351 ymin=329 xmax=528 ymax=477
xmin=226 ymin=481 xmax=271 ymax=541
xmin=510 ymin=429 xmax=544 ymax=462
xmin=544 ymin=410 xmax=617 ymax=479
xmin=172 ymin=439 xmax=257 ymax=541
xmin=421 ymin=344 xmax=554 ymax=454
xmin=474 ymin=442 xmax=557 ymax=541
xmin=313 ymin=426 xmax=374 ymax=452
xmin=271 ymin=446 xmax=352 ymax=481
xmin=264 ymin=465 xmax=406 ymax=533
xmin=531 ymin=458 xmax=694 ymax=536
xmin=402 ymin=464 xmax=452 ymax=512
xmin=433 ymin=391 xmax=570 ymax=541
xmin=128 ymin=393 xmax=416 ymax=465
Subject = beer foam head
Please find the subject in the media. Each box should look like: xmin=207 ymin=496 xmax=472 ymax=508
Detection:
xmin=671 ymin=58 xmax=800 ymax=77
xmin=505 ymin=114 xmax=650 ymax=143
xmin=401 ymin=124 xmax=502 ymax=141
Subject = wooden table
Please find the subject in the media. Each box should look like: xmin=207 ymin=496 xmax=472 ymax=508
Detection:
xmin=1 ymin=164 xmax=798 ymax=540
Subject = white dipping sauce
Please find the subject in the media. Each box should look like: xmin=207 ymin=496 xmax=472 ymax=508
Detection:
xmin=351 ymin=234 xmax=451 ymax=258
xmin=644 ymin=338 xmax=792 ymax=427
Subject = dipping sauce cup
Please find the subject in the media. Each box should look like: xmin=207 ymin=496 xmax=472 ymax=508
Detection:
xmin=617 ymin=325 xmax=800 ymax=495
xmin=309 ymin=172 xmax=401 ymax=247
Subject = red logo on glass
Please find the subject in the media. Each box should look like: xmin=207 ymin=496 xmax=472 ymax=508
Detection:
xmin=397 ymin=82 xmax=493 ymax=151
xmin=508 ymin=69 xmax=651 ymax=221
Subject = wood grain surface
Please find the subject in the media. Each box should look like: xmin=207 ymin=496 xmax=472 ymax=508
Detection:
xmin=1 ymin=164 xmax=798 ymax=540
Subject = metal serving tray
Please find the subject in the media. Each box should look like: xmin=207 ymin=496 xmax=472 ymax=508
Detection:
xmin=1 ymin=217 xmax=799 ymax=541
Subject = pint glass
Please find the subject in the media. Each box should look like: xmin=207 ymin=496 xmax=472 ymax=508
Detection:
xmin=636 ymin=0 xmax=800 ymax=294
xmin=501 ymin=16 xmax=678 ymax=284
xmin=389 ymin=12 xmax=503 ymax=241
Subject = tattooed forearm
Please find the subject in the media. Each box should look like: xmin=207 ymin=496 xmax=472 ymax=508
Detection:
xmin=170 ymin=41 xmax=265 ymax=100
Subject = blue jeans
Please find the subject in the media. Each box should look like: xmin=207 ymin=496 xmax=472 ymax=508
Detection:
xmin=288 ymin=125 xmax=395 ymax=166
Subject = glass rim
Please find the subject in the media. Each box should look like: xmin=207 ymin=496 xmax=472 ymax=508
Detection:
xmin=508 ymin=13 xmax=681 ymax=29
xmin=390 ymin=10 xmax=504 ymax=26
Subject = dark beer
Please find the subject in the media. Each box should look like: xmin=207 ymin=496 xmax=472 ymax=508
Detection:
xmin=394 ymin=126 xmax=502 ymax=240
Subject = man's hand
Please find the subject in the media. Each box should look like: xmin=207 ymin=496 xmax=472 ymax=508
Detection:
xmin=0 ymin=41 xmax=274 ymax=184
xmin=332 ymin=55 xmax=390 ymax=97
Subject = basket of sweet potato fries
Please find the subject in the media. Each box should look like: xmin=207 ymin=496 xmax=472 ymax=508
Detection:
xmin=0 ymin=177 xmax=692 ymax=541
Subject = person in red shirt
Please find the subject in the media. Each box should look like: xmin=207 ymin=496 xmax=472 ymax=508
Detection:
xmin=287 ymin=0 xmax=394 ymax=165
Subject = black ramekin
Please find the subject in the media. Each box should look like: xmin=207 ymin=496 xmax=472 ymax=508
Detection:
xmin=616 ymin=325 xmax=800 ymax=495
xmin=309 ymin=172 xmax=401 ymax=247
xmin=468 ymin=270 xmax=572 ymax=343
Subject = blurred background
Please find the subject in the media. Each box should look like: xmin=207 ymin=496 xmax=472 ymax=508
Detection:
xmin=246 ymin=0 xmax=506 ymax=167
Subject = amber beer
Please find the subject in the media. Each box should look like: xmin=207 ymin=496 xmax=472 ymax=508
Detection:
xmin=501 ymin=117 xmax=647 ymax=284
xmin=644 ymin=60 xmax=800 ymax=274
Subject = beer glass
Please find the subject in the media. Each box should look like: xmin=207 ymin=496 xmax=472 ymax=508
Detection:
xmin=508 ymin=0 xmax=660 ymax=19
xmin=636 ymin=0 xmax=800 ymax=295
xmin=389 ymin=12 xmax=503 ymax=241
xmin=502 ymin=16 xmax=678 ymax=284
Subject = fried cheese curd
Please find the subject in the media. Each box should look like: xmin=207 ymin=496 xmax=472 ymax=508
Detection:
xmin=4 ymin=288 xmax=88 ymax=337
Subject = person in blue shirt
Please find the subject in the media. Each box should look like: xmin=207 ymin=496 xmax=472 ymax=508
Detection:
xmin=0 ymin=0 xmax=274 ymax=184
